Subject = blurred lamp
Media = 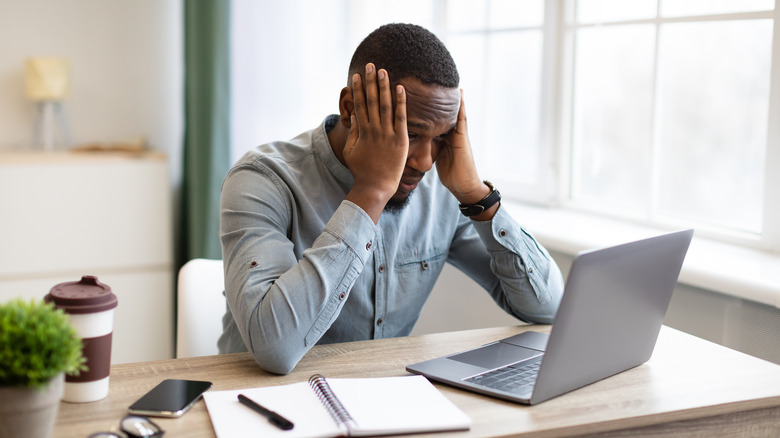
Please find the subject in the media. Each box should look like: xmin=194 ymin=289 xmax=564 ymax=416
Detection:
xmin=25 ymin=57 xmax=71 ymax=151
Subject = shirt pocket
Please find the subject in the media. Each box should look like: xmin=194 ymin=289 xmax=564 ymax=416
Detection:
xmin=395 ymin=248 xmax=447 ymax=293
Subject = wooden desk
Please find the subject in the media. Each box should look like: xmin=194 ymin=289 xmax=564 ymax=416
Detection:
xmin=53 ymin=326 xmax=780 ymax=437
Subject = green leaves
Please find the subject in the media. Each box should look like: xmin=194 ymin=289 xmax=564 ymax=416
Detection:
xmin=0 ymin=298 xmax=87 ymax=388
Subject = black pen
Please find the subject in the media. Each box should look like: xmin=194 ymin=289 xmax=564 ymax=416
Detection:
xmin=238 ymin=394 xmax=295 ymax=431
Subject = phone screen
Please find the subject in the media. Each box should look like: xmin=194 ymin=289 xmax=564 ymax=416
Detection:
xmin=128 ymin=379 xmax=213 ymax=417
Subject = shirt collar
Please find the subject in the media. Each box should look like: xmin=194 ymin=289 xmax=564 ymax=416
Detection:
xmin=314 ymin=114 xmax=354 ymax=187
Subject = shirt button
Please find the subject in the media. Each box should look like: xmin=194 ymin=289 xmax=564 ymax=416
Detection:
xmin=339 ymin=292 xmax=346 ymax=300
xmin=529 ymin=267 xmax=534 ymax=274
xmin=421 ymin=261 xmax=430 ymax=270
xmin=378 ymin=265 xmax=385 ymax=273
xmin=498 ymin=229 xmax=507 ymax=237
xmin=366 ymin=241 xmax=372 ymax=250
xmin=376 ymin=318 xmax=383 ymax=326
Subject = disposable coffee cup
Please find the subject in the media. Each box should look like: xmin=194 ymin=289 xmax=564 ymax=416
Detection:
xmin=44 ymin=275 xmax=118 ymax=403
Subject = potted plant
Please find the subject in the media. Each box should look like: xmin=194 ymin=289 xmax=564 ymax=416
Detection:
xmin=0 ymin=298 xmax=86 ymax=438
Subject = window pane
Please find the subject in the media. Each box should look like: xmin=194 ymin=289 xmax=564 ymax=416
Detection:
xmin=447 ymin=0 xmax=487 ymax=31
xmin=577 ymin=0 xmax=657 ymax=23
xmin=484 ymin=31 xmax=543 ymax=185
xmin=489 ymin=0 xmax=544 ymax=28
xmin=661 ymin=0 xmax=774 ymax=17
xmin=656 ymin=20 xmax=771 ymax=233
xmin=571 ymin=25 xmax=655 ymax=211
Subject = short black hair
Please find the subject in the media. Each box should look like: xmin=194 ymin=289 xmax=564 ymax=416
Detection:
xmin=348 ymin=23 xmax=459 ymax=88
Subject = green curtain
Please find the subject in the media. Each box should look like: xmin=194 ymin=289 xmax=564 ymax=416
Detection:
xmin=180 ymin=0 xmax=231 ymax=266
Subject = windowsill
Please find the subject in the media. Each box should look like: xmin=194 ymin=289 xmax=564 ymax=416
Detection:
xmin=504 ymin=201 xmax=780 ymax=309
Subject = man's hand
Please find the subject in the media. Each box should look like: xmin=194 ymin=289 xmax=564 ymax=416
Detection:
xmin=343 ymin=63 xmax=409 ymax=223
xmin=436 ymin=90 xmax=496 ymax=219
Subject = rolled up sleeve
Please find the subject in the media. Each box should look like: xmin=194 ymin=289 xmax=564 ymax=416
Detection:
xmin=452 ymin=206 xmax=564 ymax=324
xmin=220 ymin=164 xmax=376 ymax=374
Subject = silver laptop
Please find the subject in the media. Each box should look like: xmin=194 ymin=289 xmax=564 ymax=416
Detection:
xmin=407 ymin=229 xmax=693 ymax=405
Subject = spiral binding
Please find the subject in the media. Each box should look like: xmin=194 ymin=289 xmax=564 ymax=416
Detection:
xmin=308 ymin=374 xmax=356 ymax=430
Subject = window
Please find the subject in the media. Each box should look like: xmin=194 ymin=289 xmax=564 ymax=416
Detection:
xmin=564 ymin=0 xmax=778 ymax=247
xmin=231 ymin=0 xmax=780 ymax=251
xmin=443 ymin=0 xmax=551 ymax=203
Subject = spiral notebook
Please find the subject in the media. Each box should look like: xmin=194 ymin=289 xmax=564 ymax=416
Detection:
xmin=203 ymin=374 xmax=471 ymax=437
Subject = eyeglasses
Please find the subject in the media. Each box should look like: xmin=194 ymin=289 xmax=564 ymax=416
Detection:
xmin=87 ymin=415 xmax=164 ymax=438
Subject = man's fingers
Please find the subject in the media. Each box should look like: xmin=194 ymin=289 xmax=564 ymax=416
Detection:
xmin=351 ymin=73 xmax=368 ymax=130
xmin=364 ymin=63 xmax=380 ymax=124
xmin=456 ymin=89 xmax=468 ymax=134
xmin=353 ymin=63 xmax=407 ymax=144
xmin=377 ymin=69 xmax=394 ymax=130
xmin=346 ymin=114 xmax=358 ymax=147
xmin=394 ymin=85 xmax=408 ymax=138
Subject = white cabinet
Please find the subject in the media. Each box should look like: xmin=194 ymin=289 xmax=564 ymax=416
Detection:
xmin=0 ymin=151 xmax=174 ymax=363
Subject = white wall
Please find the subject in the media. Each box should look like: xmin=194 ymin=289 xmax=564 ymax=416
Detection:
xmin=0 ymin=0 xmax=183 ymax=181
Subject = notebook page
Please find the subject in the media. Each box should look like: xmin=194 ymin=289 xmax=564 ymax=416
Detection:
xmin=326 ymin=375 xmax=471 ymax=436
xmin=203 ymin=382 xmax=345 ymax=438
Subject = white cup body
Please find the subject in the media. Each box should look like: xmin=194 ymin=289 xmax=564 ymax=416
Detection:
xmin=62 ymin=309 xmax=114 ymax=403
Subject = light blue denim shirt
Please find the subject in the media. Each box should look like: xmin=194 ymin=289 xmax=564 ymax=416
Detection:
xmin=218 ymin=115 xmax=563 ymax=374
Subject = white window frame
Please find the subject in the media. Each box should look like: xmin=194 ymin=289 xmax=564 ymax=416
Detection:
xmin=764 ymin=4 xmax=780 ymax=254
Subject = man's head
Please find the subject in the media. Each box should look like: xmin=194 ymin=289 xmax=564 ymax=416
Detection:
xmin=339 ymin=24 xmax=462 ymax=212
xmin=347 ymin=23 xmax=459 ymax=90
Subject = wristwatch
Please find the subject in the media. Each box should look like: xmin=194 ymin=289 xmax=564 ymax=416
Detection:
xmin=458 ymin=181 xmax=501 ymax=217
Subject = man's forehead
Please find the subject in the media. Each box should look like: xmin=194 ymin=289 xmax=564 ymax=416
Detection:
xmin=397 ymin=77 xmax=460 ymax=127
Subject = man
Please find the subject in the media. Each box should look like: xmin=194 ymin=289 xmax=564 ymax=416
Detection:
xmin=218 ymin=23 xmax=563 ymax=374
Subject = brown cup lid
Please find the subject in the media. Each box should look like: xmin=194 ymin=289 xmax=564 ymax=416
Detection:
xmin=44 ymin=275 xmax=118 ymax=314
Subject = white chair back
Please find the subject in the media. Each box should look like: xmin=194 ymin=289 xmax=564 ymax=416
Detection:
xmin=176 ymin=258 xmax=225 ymax=358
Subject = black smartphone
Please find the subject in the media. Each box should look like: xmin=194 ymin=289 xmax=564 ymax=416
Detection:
xmin=128 ymin=379 xmax=213 ymax=418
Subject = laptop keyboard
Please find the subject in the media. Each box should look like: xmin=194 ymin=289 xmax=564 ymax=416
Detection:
xmin=464 ymin=358 xmax=542 ymax=395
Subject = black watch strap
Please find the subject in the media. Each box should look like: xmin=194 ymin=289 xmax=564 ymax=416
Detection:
xmin=459 ymin=181 xmax=501 ymax=217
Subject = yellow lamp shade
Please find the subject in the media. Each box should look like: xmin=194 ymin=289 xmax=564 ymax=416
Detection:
xmin=25 ymin=57 xmax=70 ymax=101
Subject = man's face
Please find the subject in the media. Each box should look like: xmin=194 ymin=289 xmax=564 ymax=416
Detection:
xmin=384 ymin=78 xmax=460 ymax=212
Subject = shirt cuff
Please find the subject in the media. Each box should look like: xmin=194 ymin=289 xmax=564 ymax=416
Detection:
xmin=470 ymin=205 xmax=524 ymax=252
xmin=323 ymin=200 xmax=379 ymax=264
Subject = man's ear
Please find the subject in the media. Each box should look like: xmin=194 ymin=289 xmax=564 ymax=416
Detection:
xmin=338 ymin=87 xmax=354 ymax=129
